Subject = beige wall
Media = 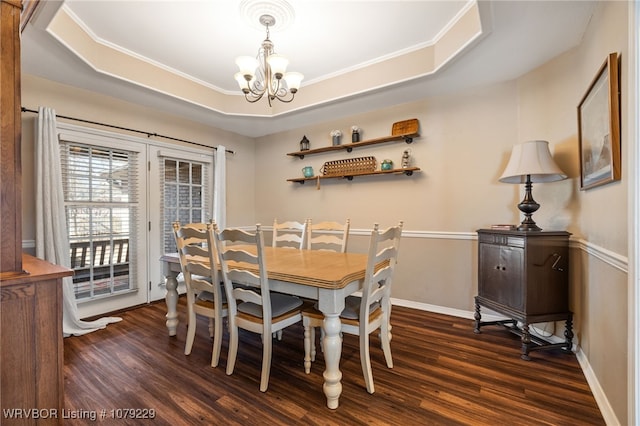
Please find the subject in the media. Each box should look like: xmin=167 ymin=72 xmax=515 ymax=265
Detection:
xmin=520 ymin=2 xmax=630 ymax=423
xmin=251 ymin=3 xmax=630 ymax=423
xmin=253 ymin=83 xmax=522 ymax=314
xmin=19 ymin=1 xmax=631 ymax=423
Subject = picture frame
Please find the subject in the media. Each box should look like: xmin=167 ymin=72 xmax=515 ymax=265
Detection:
xmin=577 ymin=52 xmax=621 ymax=190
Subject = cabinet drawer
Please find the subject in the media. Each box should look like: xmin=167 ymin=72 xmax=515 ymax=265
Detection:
xmin=478 ymin=233 xmax=524 ymax=248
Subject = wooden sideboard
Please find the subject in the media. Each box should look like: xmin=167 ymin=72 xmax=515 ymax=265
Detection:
xmin=1 ymin=255 xmax=72 ymax=425
xmin=473 ymin=229 xmax=573 ymax=360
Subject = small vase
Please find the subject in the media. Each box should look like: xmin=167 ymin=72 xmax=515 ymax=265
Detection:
xmin=352 ymin=131 xmax=360 ymax=143
xmin=332 ymin=135 xmax=341 ymax=146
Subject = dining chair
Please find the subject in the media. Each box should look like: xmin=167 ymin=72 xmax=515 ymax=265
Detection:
xmin=302 ymin=221 xmax=403 ymax=394
xmin=272 ymin=218 xmax=307 ymax=249
xmin=214 ymin=223 xmax=305 ymax=392
xmin=306 ymin=219 xmax=350 ymax=252
xmin=172 ymin=220 xmax=227 ymax=368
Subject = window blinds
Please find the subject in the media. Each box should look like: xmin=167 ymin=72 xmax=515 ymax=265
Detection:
xmin=159 ymin=155 xmax=210 ymax=254
xmin=60 ymin=142 xmax=139 ymax=300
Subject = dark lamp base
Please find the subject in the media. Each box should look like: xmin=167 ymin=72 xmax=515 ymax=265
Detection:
xmin=516 ymin=174 xmax=543 ymax=232
xmin=517 ymin=221 xmax=542 ymax=232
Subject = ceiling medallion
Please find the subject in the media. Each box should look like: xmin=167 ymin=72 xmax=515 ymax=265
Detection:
xmin=239 ymin=0 xmax=295 ymax=32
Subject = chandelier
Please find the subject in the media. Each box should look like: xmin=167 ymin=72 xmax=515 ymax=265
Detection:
xmin=234 ymin=14 xmax=303 ymax=106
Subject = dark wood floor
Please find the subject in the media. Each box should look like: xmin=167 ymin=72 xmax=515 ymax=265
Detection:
xmin=64 ymin=298 xmax=605 ymax=425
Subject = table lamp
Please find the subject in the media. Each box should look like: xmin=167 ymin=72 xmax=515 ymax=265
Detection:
xmin=499 ymin=140 xmax=567 ymax=231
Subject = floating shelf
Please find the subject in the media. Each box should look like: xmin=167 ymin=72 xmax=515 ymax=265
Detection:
xmin=287 ymin=133 xmax=419 ymax=159
xmin=287 ymin=167 xmax=421 ymax=184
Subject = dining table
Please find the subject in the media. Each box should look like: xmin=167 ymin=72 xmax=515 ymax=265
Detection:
xmin=160 ymin=246 xmax=371 ymax=409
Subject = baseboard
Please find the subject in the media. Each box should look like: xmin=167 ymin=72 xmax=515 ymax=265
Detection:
xmin=575 ymin=347 xmax=620 ymax=426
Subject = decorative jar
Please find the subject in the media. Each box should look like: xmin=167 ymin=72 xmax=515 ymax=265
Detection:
xmin=302 ymin=166 xmax=314 ymax=177
xmin=330 ymin=130 xmax=342 ymax=146
xmin=351 ymin=126 xmax=361 ymax=143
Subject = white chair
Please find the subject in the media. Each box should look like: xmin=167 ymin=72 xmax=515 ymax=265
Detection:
xmin=272 ymin=219 xmax=307 ymax=249
xmin=306 ymin=219 xmax=350 ymax=252
xmin=172 ymin=221 xmax=227 ymax=367
xmin=302 ymin=221 xmax=403 ymax=394
xmin=214 ymin=223 xmax=305 ymax=392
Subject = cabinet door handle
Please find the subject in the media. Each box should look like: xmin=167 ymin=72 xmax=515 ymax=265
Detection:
xmin=551 ymin=254 xmax=564 ymax=271
xmin=534 ymin=253 xmax=564 ymax=272
xmin=495 ymin=265 xmax=506 ymax=271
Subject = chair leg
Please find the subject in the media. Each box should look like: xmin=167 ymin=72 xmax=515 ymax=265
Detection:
xmin=310 ymin=326 xmax=316 ymax=361
xmin=360 ymin=332 xmax=375 ymax=394
xmin=380 ymin=315 xmax=393 ymax=369
xmin=303 ymin=320 xmax=312 ymax=374
xmin=184 ymin=309 xmax=197 ymax=356
xmin=226 ymin=322 xmax=238 ymax=376
xmin=211 ymin=316 xmax=223 ymax=368
xmin=260 ymin=332 xmax=273 ymax=392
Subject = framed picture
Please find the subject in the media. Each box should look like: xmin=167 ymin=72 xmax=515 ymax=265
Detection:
xmin=577 ymin=52 xmax=621 ymax=190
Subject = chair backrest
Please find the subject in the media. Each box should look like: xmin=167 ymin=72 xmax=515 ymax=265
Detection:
xmin=214 ymin=224 xmax=273 ymax=321
xmin=272 ymin=219 xmax=307 ymax=249
xmin=360 ymin=221 xmax=403 ymax=321
xmin=172 ymin=221 xmax=223 ymax=311
xmin=306 ymin=219 xmax=350 ymax=252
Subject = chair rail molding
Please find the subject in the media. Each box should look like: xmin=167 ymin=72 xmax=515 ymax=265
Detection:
xmin=570 ymin=238 xmax=628 ymax=274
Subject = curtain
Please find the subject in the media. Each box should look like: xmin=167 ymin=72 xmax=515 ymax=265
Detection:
xmin=35 ymin=106 xmax=122 ymax=337
xmin=214 ymin=145 xmax=227 ymax=229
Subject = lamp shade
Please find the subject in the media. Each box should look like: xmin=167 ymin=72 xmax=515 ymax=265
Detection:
xmin=499 ymin=140 xmax=567 ymax=184
xmin=283 ymin=72 xmax=303 ymax=91
xmin=266 ymin=54 xmax=289 ymax=77
xmin=235 ymin=56 xmax=259 ymax=78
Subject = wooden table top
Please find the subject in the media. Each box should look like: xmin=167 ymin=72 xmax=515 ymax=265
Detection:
xmin=162 ymin=246 xmax=369 ymax=290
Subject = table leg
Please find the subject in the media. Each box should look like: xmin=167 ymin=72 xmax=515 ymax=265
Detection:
xmin=162 ymin=263 xmax=179 ymax=336
xmin=322 ymin=312 xmax=343 ymax=409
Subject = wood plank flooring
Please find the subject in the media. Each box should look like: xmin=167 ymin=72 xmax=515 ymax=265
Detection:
xmin=63 ymin=299 xmax=605 ymax=425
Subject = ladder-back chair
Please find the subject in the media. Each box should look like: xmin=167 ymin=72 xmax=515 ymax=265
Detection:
xmin=272 ymin=219 xmax=307 ymax=249
xmin=172 ymin=221 xmax=227 ymax=367
xmin=306 ymin=219 xmax=350 ymax=252
xmin=214 ymin=223 xmax=305 ymax=392
xmin=302 ymin=221 xmax=403 ymax=394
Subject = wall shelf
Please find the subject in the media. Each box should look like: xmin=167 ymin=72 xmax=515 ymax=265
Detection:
xmin=287 ymin=167 xmax=420 ymax=184
xmin=287 ymin=133 xmax=418 ymax=159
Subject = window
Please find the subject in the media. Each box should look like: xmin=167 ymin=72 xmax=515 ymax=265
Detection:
xmin=61 ymin=143 xmax=139 ymax=300
xmin=160 ymin=158 xmax=209 ymax=254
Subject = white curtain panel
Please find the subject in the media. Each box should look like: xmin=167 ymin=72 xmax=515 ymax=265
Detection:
xmin=214 ymin=145 xmax=227 ymax=229
xmin=35 ymin=106 xmax=121 ymax=336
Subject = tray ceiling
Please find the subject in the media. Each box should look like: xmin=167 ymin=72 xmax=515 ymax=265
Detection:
xmin=21 ymin=1 xmax=597 ymax=137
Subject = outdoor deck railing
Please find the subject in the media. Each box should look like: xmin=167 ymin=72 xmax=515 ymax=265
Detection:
xmin=69 ymin=238 xmax=129 ymax=283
